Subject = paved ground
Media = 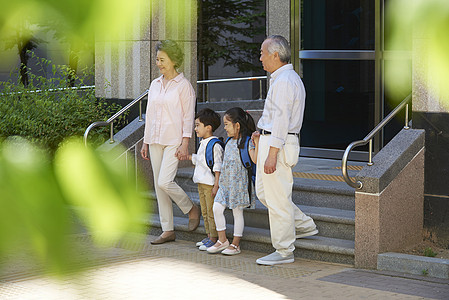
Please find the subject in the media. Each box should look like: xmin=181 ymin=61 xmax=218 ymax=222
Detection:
xmin=1 ymin=234 xmax=448 ymax=300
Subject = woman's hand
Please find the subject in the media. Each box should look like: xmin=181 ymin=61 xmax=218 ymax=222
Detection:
xmin=175 ymin=138 xmax=189 ymax=160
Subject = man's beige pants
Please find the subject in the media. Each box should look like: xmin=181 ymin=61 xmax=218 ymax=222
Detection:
xmin=256 ymin=135 xmax=316 ymax=257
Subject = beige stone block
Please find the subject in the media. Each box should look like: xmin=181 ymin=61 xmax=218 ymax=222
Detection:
xmin=355 ymin=149 xmax=424 ymax=269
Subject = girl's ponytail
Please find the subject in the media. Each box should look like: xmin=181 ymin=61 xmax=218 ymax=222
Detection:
xmin=224 ymin=107 xmax=256 ymax=149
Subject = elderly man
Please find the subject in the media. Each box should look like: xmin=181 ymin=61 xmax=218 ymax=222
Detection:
xmin=255 ymin=35 xmax=318 ymax=265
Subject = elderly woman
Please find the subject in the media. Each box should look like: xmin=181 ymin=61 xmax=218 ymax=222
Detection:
xmin=140 ymin=40 xmax=200 ymax=244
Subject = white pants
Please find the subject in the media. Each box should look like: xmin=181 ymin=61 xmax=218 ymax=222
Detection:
xmin=213 ymin=202 xmax=244 ymax=237
xmin=256 ymin=135 xmax=316 ymax=256
xmin=149 ymin=143 xmax=194 ymax=231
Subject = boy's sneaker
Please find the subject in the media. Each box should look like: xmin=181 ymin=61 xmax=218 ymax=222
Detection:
xmin=198 ymin=239 xmax=215 ymax=251
xmin=256 ymin=252 xmax=294 ymax=265
xmin=196 ymin=237 xmax=210 ymax=247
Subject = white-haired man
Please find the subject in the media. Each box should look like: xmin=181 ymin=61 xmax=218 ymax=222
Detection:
xmin=254 ymin=35 xmax=318 ymax=265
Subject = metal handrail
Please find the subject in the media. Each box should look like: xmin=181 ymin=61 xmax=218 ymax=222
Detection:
xmin=342 ymin=94 xmax=412 ymax=189
xmin=197 ymin=76 xmax=267 ymax=100
xmin=83 ymin=89 xmax=148 ymax=146
xmin=1 ymin=85 xmax=95 ymax=96
xmin=197 ymin=76 xmax=267 ymax=84
xmin=84 ymin=76 xmax=267 ymax=146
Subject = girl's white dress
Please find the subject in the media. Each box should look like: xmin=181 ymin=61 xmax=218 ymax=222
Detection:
xmin=214 ymin=138 xmax=256 ymax=209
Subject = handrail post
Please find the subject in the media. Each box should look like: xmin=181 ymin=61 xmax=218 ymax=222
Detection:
xmin=259 ymin=80 xmax=263 ymax=100
xmin=404 ymin=103 xmax=410 ymax=129
xmin=139 ymin=101 xmax=143 ymax=121
xmin=368 ymin=139 xmax=374 ymax=166
xmin=110 ymin=122 xmax=115 ymax=143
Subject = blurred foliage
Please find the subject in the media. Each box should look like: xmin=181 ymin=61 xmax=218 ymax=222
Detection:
xmin=0 ymin=0 xmax=152 ymax=278
xmin=0 ymin=137 xmax=148 ymax=276
xmin=0 ymin=0 xmax=148 ymax=61
xmin=386 ymin=0 xmax=449 ymax=103
xmin=0 ymin=137 xmax=72 ymax=275
xmin=55 ymin=138 xmax=147 ymax=245
xmin=0 ymin=52 xmax=127 ymax=157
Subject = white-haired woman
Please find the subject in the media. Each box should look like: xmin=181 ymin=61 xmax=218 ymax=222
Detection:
xmin=140 ymin=40 xmax=200 ymax=244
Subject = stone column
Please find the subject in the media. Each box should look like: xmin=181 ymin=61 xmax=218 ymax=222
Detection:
xmin=411 ymin=23 xmax=449 ymax=245
xmin=266 ymin=0 xmax=291 ymax=40
xmin=95 ymin=0 xmax=197 ymax=100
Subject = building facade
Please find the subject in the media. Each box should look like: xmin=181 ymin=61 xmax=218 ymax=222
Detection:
xmin=95 ymin=0 xmax=448 ymax=245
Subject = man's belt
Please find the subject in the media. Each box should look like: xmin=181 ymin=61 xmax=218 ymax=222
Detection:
xmin=259 ymin=129 xmax=299 ymax=136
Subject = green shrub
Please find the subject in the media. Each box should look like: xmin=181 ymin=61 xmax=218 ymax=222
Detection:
xmin=423 ymin=247 xmax=437 ymax=257
xmin=0 ymin=53 xmax=126 ymax=156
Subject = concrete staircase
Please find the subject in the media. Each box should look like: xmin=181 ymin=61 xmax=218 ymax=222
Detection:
xmin=103 ymin=103 xmax=362 ymax=266
xmin=146 ymin=157 xmax=362 ymax=265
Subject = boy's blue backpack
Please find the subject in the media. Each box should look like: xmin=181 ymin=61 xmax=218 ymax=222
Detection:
xmin=205 ymin=137 xmax=225 ymax=173
xmin=225 ymin=136 xmax=256 ymax=203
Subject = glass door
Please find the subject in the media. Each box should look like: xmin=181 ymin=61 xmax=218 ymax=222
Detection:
xmin=298 ymin=0 xmax=377 ymax=160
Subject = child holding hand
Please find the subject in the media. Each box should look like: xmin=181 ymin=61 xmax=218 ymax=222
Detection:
xmin=188 ymin=108 xmax=224 ymax=250
xmin=207 ymin=107 xmax=258 ymax=255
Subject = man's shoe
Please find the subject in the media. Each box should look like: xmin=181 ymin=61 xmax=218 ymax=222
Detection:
xmin=295 ymin=228 xmax=318 ymax=239
xmin=256 ymin=252 xmax=294 ymax=265
xmin=150 ymin=232 xmax=176 ymax=245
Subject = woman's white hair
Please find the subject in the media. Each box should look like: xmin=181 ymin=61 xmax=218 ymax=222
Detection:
xmin=266 ymin=35 xmax=291 ymax=63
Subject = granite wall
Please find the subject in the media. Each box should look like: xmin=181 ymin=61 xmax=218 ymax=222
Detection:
xmin=355 ymin=129 xmax=425 ymax=268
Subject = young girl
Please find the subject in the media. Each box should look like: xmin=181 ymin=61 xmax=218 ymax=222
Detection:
xmin=207 ymin=107 xmax=259 ymax=255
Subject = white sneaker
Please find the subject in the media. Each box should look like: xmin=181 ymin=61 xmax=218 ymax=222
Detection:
xmin=256 ymin=252 xmax=294 ymax=265
xmin=295 ymin=228 xmax=318 ymax=239
xmin=196 ymin=237 xmax=209 ymax=247
xmin=199 ymin=239 xmax=215 ymax=251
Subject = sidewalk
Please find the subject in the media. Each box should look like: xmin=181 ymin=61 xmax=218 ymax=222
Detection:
xmin=1 ymin=234 xmax=448 ymax=299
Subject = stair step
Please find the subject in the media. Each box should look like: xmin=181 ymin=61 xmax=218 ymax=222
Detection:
xmin=145 ymin=188 xmax=355 ymax=243
xmin=145 ymin=213 xmax=354 ymax=265
xmin=144 ymin=158 xmax=357 ymax=265
xmin=176 ymin=166 xmax=356 ymax=211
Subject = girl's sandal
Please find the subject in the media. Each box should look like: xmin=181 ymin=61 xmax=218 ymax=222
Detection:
xmin=206 ymin=239 xmax=229 ymax=254
xmin=221 ymin=243 xmax=241 ymax=255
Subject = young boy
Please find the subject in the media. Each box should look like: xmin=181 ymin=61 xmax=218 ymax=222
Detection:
xmin=188 ymin=108 xmax=224 ymax=250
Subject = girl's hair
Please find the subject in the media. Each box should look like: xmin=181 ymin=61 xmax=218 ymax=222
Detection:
xmin=155 ymin=40 xmax=184 ymax=69
xmin=224 ymin=107 xmax=256 ymax=149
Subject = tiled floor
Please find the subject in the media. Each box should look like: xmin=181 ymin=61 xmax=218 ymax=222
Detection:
xmin=1 ymin=234 xmax=447 ymax=300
